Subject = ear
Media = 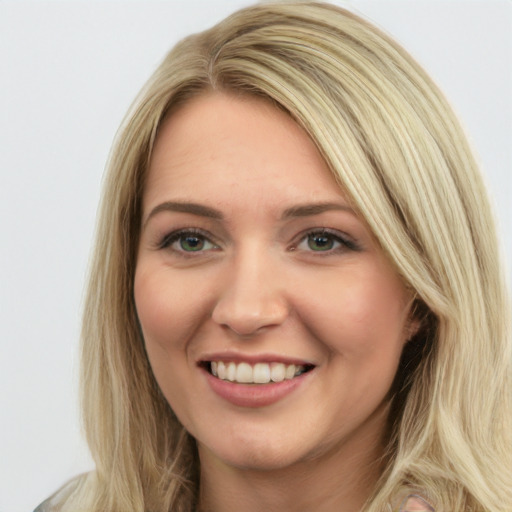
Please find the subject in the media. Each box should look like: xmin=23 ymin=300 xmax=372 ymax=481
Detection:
xmin=399 ymin=494 xmax=435 ymax=511
xmin=405 ymin=316 xmax=421 ymax=342
xmin=403 ymin=298 xmax=425 ymax=344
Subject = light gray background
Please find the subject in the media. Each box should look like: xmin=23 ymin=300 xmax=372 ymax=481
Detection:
xmin=1 ymin=1 xmax=511 ymax=511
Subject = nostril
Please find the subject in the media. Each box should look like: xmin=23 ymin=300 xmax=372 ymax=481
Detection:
xmin=211 ymin=287 xmax=289 ymax=337
xmin=212 ymin=313 xmax=288 ymax=338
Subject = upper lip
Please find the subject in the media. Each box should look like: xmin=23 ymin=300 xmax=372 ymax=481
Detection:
xmin=197 ymin=351 xmax=316 ymax=366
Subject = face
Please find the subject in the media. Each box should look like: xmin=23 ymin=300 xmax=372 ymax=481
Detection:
xmin=135 ymin=92 xmax=415 ymax=473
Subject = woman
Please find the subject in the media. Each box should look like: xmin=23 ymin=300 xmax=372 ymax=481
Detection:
xmin=36 ymin=2 xmax=511 ymax=511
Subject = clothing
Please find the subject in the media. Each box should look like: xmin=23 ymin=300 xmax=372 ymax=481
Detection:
xmin=33 ymin=489 xmax=434 ymax=511
xmin=33 ymin=477 xmax=78 ymax=512
xmin=33 ymin=497 xmax=51 ymax=512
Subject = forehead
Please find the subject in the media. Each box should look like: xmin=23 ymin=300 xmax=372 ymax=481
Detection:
xmin=143 ymin=92 xmax=348 ymax=214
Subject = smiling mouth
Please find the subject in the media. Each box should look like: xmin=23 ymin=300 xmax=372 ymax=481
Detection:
xmin=202 ymin=361 xmax=315 ymax=384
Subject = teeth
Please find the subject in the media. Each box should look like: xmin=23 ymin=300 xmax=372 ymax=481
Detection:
xmin=208 ymin=361 xmax=308 ymax=384
xmin=285 ymin=364 xmax=296 ymax=380
xmin=270 ymin=362 xmax=286 ymax=382
xmin=236 ymin=362 xmax=252 ymax=383
xmin=217 ymin=361 xmax=227 ymax=380
xmin=227 ymin=362 xmax=237 ymax=381
xmin=253 ymin=363 xmax=271 ymax=383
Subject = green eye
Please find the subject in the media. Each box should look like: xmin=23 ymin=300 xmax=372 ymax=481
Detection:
xmin=160 ymin=230 xmax=218 ymax=253
xmin=294 ymin=229 xmax=357 ymax=254
xmin=307 ymin=233 xmax=336 ymax=251
xmin=179 ymin=235 xmax=207 ymax=252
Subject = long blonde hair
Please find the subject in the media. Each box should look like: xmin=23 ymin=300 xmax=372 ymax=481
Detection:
xmin=57 ymin=2 xmax=511 ymax=511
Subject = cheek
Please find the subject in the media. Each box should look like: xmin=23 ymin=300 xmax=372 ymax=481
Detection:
xmin=134 ymin=271 xmax=175 ymax=353
xmin=134 ymin=267 xmax=202 ymax=415
xmin=297 ymin=267 xmax=410 ymax=357
xmin=134 ymin=266 xmax=209 ymax=354
xmin=133 ymin=270 xmax=177 ymax=393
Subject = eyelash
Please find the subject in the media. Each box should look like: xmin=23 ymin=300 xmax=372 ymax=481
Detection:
xmin=157 ymin=228 xmax=359 ymax=256
xmin=157 ymin=228 xmax=219 ymax=254
xmin=291 ymin=228 xmax=359 ymax=254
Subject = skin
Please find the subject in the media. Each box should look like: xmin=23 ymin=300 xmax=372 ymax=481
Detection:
xmin=134 ymin=92 xmax=417 ymax=512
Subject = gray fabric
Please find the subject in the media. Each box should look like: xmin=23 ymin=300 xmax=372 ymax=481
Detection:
xmin=33 ymin=496 xmax=52 ymax=512
xmin=33 ymin=475 xmax=83 ymax=512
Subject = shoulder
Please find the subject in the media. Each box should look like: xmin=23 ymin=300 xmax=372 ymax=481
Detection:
xmin=33 ymin=473 xmax=90 ymax=512
xmin=33 ymin=497 xmax=52 ymax=512
xmin=33 ymin=494 xmax=58 ymax=512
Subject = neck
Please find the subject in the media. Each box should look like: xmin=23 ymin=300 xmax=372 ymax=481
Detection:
xmin=197 ymin=415 xmax=387 ymax=512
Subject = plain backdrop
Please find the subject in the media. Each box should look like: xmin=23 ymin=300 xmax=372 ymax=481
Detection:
xmin=1 ymin=1 xmax=511 ymax=511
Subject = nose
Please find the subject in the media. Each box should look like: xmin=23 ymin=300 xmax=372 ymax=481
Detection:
xmin=211 ymin=248 xmax=289 ymax=337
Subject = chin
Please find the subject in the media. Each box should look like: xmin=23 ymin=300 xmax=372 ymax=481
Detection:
xmin=205 ymin=447 xmax=304 ymax=473
xmin=196 ymin=425 xmax=324 ymax=473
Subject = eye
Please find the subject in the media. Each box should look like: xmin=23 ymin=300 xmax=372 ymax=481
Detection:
xmin=159 ymin=229 xmax=219 ymax=254
xmin=294 ymin=229 xmax=357 ymax=253
xmin=304 ymin=232 xmax=337 ymax=251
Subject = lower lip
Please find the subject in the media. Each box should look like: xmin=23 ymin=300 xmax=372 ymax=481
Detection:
xmin=203 ymin=369 xmax=310 ymax=408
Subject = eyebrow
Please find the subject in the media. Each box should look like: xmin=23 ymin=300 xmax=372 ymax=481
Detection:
xmin=281 ymin=202 xmax=355 ymax=219
xmin=143 ymin=201 xmax=224 ymax=228
xmin=143 ymin=200 xmax=355 ymax=228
